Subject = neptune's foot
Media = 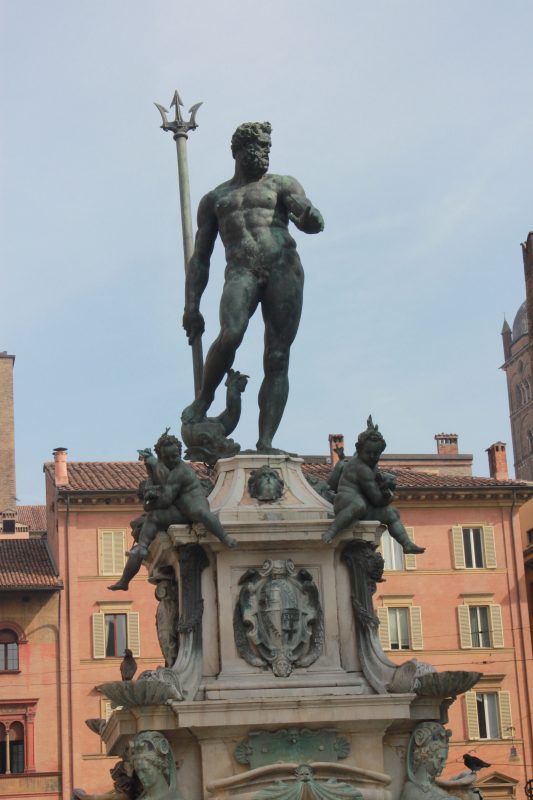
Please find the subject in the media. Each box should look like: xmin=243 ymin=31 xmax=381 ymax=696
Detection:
xmin=255 ymin=442 xmax=297 ymax=456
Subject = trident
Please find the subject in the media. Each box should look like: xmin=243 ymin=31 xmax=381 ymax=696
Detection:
xmin=155 ymin=90 xmax=204 ymax=397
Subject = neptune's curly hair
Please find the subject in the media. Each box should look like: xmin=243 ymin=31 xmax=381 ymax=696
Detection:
xmin=231 ymin=121 xmax=272 ymax=157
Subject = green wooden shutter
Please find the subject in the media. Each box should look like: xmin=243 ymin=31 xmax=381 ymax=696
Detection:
xmin=457 ymin=605 xmax=472 ymax=649
xmin=409 ymin=606 xmax=423 ymax=650
xmin=127 ymin=612 xmax=140 ymax=657
xmin=489 ymin=605 xmax=504 ymax=648
xmin=452 ymin=526 xmax=465 ymax=568
xmin=92 ymin=613 xmax=106 ymax=659
xmin=404 ymin=527 xmax=417 ymax=571
xmin=499 ymin=691 xmax=513 ymax=738
xmin=377 ymin=607 xmax=390 ymax=650
xmin=465 ymin=692 xmax=480 ymax=739
xmin=483 ymin=526 xmax=497 ymax=568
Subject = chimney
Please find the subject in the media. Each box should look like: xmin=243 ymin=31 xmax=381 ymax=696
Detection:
xmin=522 ymin=232 xmax=533 ymax=379
xmin=53 ymin=448 xmax=69 ymax=486
xmin=435 ymin=433 xmax=459 ymax=455
xmin=486 ymin=442 xmax=508 ymax=481
xmin=0 ymin=352 xmax=16 ymax=512
xmin=329 ymin=433 xmax=345 ymax=464
xmin=501 ymin=318 xmax=512 ymax=361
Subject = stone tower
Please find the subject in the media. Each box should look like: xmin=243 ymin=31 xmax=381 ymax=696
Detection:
xmin=501 ymin=233 xmax=533 ymax=479
xmin=0 ymin=352 xmax=16 ymax=511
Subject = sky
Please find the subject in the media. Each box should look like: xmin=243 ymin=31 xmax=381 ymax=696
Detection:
xmin=2 ymin=1 xmax=533 ymax=504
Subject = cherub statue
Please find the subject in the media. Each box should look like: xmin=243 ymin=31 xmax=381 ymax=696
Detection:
xmin=401 ymin=722 xmax=460 ymax=800
xmin=109 ymin=430 xmax=236 ymax=591
xmin=321 ymin=416 xmax=425 ymax=555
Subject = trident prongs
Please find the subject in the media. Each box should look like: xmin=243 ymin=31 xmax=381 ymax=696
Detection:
xmin=154 ymin=90 xmax=203 ymax=139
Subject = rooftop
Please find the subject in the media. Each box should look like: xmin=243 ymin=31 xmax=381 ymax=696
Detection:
xmin=0 ymin=539 xmax=62 ymax=591
xmin=44 ymin=459 xmax=531 ymax=494
xmin=16 ymin=505 xmax=46 ymax=533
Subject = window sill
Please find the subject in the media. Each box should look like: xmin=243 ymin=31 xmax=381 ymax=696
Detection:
xmin=0 ymin=669 xmax=20 ymax=674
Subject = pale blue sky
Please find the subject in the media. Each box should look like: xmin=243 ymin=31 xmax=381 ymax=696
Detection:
xmin=2 ymin=1 xmax=533 ymax=502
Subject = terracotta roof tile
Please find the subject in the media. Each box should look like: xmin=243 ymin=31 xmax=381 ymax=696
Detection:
xmin=16 ymin=505 xmax=46 ymax=532
xmin=44 ymin=460 xmax=532 ymax=493
xmin=44 ymin=461 xmax=213 ymax=492
xmin=303 ymin=462 xmax=530 ymax=490
xmin=0 ymin=540 xmax=62 ymax=590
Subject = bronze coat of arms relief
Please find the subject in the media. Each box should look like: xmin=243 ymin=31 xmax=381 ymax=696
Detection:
xmin=233 ymin=559 xmax=324 ymax=677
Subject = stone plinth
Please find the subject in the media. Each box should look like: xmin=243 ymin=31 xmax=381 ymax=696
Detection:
xmin=101 ymin=455 xmax=442 ymax=800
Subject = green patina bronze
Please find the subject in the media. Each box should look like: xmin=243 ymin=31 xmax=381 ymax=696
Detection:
xmin=108 ymin=430 xmax=235 ymax=591
xmin=181 ymin=121 xmax=324 ymax=453
xmin=256 ymin=765 xmax=362 ymax=800
xmin=322 ymin=417 xmax=426 ymax=554
xmin=235 ymin=729 xmax=350 ymax=769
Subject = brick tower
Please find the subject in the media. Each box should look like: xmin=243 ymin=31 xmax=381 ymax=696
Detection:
xmin=501 ymin=233 xmax=533 ymax=479
xmin=0 ymin=351 xmax=16 ymax=511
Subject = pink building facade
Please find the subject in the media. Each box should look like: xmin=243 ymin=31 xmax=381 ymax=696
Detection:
xmin=39 ymin=435 xmax=533 ymax=799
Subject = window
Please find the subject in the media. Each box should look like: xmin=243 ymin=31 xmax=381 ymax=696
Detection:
xmin=92 ymin=609 xmax=140 ymax=659
xmin=469 ymin=606 xmax=491 ymax=647
xmin=527 ymin=529 xmax=533 ymax=546
xmin=0 ymin=702 xmax=37 ymax=775
xmin=381 ymin=527 xmax=417 ymax=571
xmin=382 ymin=531 xmax=404 ymax=570
xmin=529 ymin=432 xmax=533 ymax=455
xmin=452 ymin=526 xmax=497 ymax=569
xmin=105 ymin=613 xmax=127 ymax=657
xmin=377 ymin=603 xmax=423 ymax=650
xmin=477 ymin=693 xmax=500 ymax=739
xmin=98 ymin=530 xmax=127 ymax=576
xmin=388 ymin=608 xmax=410 ymax=649
xmin=9 ymin=722 xmax=24 ymax=773
xmin=463 ymin=528 xmax=484 ymax=568
xmin=0 ymin=630 xmax=19 ymax=671
xmin=458 ymin=602 xmax=504 ymax=649
xmin=2 ymin=518 xmax=15 ymax=534
xmin=465 ymin=690 xmax=512 ymax=741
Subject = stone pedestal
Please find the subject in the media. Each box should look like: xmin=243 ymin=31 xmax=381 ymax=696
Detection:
xmin=102 ymin=455 xmax=441 ymax=800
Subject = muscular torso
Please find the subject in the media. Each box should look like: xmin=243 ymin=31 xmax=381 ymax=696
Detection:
xmin=211 ymin=174 xmax=299 ymax=270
